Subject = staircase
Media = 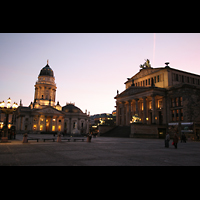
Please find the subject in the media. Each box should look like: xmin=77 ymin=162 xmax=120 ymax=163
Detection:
xmin=101 ymin=126 xmax=130 ymax=138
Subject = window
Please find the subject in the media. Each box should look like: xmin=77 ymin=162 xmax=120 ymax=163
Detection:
xmin=172 ymin=110 xmax=175 ymax=122
xmin=154 ymin=76 xmax=156 ymax=83
xmin=158 ymin=99 xmax=162 ymax=109
xmin=157 ymin=75 xmax=160 ymax=82
xmin=149 ymin=101 xmax=152 ymax=109
xmin=176 ymin=110 xmax=179 ymax=121
xmin=175 ymin=97 xmax=179 ymax=107
xmin=33 ymin=125 xmax=37 ymax=130
xmin=146 ymin=79 xmax=148 ymax=86
xmin=181 ymin=109 xmax=183 ymax=121
xmin=40 ymin=125 xmax=43 ymax=131
xmin=148 ymin=79 xmax=150 ymax=85
xmin=171 ymin=98 xmax=175 ymax=107
xmin=182 ymin=75 xmax=184 ymax=83
xmin=180 ymin=97 xmax=183 ymax=106
xmin=176 ymin=74 xmax=179 ymax=81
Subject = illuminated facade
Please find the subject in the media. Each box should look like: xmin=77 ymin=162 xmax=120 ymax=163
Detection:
xmin=15 ymin=61 xmax=89 ymax=135
xmin=115 ymin=60 xmax=200 ymax=139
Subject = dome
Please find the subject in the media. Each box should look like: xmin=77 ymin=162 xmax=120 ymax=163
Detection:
xmin=39 ymin=62 xmax=54 ymax=77
xmin=62 ymin=103 xmax=83 ymax=113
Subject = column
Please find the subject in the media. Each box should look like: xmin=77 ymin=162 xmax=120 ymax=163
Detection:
xmin=61 ymin=117 xmax=64 ymax=132
xmin=55 ymin=116 xmax=58 ymax=131
xmin=151 ymin=95 xmax=156 ymax=124
xmin=116 ymin=102 xmax=119 ymax=126
xmin=69 ymin=118 xmax=71 ymax=134
xmin=134 ymin=98 xmax=139 ymax=115
xmin=128 ymin=100 xmax=132 ymax=124
xmin=29 ymin=115 xmax=33 ymax=131
xmin=49 ymin=116 xmax=53 ymax=132
xmin=37 ymin=115 xmax=40 ymax=131
xmin=86 ymin=119 xmax=89 ymax=134
xmin=142 ymin=96 xmax=147 ymax=124
xmin=162 ymin=96 xmax=167 ymax=124
xmin=126 ymin=102 xmax=129 ymax=125
xmin=44 ymin=115 xmax=46 ymax=131
xmin=121 ymin=102 xmax=125 ymax=126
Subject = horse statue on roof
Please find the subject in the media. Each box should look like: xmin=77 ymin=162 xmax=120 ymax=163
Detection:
xmin=140 ymin=59 xmax=151 ymax=69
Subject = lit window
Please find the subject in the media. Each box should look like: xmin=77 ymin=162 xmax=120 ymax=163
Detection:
xmin=158 ymin=100 xmax=162 ymax=109
xmin=180 ymin=97 xmax=183 ymax=106
xmin=52 ymin=126 xmax=55 ymax=131
xmin=33 ymin=125 xmax=37 ymax=130
xmin=176 ymin=98 xmax=179 ymax=107
xmin=149 ymin=101 xmax=152 ymax=109
xmin=40 ymin=125 xmax=43 ymax=131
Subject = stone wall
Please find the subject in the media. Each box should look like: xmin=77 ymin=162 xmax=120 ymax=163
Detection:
xmin=130 ymin=123 xmax=159 ymax=138
xmin=98 ymin=125 xmax=115 ymax=136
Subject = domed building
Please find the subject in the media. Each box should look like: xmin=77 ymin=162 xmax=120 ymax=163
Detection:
xmin=15 ymin=60 xmax=89 ymax=135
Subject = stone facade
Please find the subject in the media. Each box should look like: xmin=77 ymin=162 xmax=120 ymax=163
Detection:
xmin=115 ymin=61 xmax=200 ymax=139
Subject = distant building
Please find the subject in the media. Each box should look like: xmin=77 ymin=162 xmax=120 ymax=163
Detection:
xmin=15 ymin=61 xmax=89 ymax=135
xmin=115 ymin=60 xmax=200 ymax=139
xmin=90 ymin=113 xmax=116 ymax=126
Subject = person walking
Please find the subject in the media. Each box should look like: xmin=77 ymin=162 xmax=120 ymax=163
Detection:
xmin=165 ymin=132 xmax=170 ymax=148
xmin=173 ymin=132 xmax=179 ymax=149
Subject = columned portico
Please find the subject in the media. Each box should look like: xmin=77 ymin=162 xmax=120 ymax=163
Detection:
xmin=115 ymin=87 xmax=166 ymax=126
xmin=142 ymin=96 xmax=147 ymax=124
xmin=151 ymin=94 xmax=156 ymax=124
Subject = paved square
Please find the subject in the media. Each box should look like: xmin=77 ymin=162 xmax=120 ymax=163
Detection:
xmin=0 ymin=134 xmax=200 ymax=166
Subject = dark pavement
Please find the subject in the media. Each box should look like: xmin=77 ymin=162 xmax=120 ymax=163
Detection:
xmin=0 ymin=134 xmax=200 ymax=166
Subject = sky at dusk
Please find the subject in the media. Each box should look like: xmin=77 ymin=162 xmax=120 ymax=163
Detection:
xmin=1 ymin=33 xmax=200 ymax=115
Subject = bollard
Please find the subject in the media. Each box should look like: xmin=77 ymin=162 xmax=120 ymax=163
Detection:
xmin=22 ymin=133 xmax=28 ymax=143
xmin=57 ymin=133 xmax=61 ymax=142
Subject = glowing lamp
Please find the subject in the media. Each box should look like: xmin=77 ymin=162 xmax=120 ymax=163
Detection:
xmin=7 ymin=97 xmax=11 ymax=108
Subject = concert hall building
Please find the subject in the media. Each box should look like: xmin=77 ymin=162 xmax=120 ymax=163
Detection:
xmin=115 ymin=60 xmax=200 ymax=140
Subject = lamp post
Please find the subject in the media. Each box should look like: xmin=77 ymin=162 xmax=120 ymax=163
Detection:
xmin=0 ymin=97 xmax=18 ymax=143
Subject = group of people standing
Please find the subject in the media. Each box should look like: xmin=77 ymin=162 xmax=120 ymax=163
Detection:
xmin=165 ymin=131 xmax=186 ymax=149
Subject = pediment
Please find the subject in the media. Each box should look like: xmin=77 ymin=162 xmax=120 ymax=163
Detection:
xmin=132 ymin=68 xmax=162 ymax=80
xmin=117 ymin=87 xmax=149 ymax=98
xmin=34 ymin=106 xmax=64 ymax=115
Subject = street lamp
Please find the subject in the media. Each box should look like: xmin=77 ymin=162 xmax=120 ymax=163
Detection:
xmin=0 ymin=97 xmax=18 ymax=143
